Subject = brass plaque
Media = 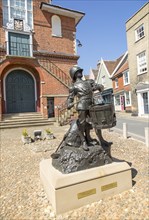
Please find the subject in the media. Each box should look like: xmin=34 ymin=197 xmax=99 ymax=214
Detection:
xmin=77 ymin=188 xmax=96 ymax=199
xmin=101 ymin=182 xmax=117 ymax=191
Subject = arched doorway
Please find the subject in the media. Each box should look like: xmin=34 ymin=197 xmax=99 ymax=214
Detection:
xmin=6 ymin=69 xmax=36 ymax=113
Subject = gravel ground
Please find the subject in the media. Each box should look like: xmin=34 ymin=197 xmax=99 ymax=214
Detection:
xmin=0 ymin=123 xmax=149 ymax=220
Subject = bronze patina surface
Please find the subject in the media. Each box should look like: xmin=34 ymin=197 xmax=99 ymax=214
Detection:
xmin=52 ymin=66 xmax=116 ymax=174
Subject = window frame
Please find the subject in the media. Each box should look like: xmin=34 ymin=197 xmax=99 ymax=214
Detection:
xmin=123 ymin=70 xmax=130 ymax=86
xmin=2 ymin=0 xmax=33 ymax=29
xmin=115 ymin=78 xmax=119 ymax=88
xmin=124 ymin=91 xmax=131 ymax=107
xmin=6 ymin=31 xmax=33 ymax=57
xmin=137 ymin=51 xmax=147 ymax=75
xmin=114 ymin=95 xmax=120 ymax=106
xmin=135 ymin=24 xmax=144 ymax=42
xmin=51 ymin=15 xmax=62 ymax=37
xmin=101 ymin=75 xmax=106 ymax=86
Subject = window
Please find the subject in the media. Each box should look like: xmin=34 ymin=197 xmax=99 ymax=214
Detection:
xmin=2 ymin=0 xmax=33 ymax=29
xmin=8 ymin=32 xmax=30 ymax=56
xmin=137 ymin=51 xmax=147 ymax=75
xmin=115 ymin=95 xmax=120 ymax=106
xmin=125 ymin=91 xmax=131 ymax=106
xmin=115 ymin=78 xmax=118 ymax=88
xmin=102 ymin=75 xmax=106 ymax=85
xmin=123 ymin=70 xmax=129 ymax=85
xmin=52 ymin=15 xmax=62 ymax=37
xmin=135 ymin=24 xmax=144 ymax=41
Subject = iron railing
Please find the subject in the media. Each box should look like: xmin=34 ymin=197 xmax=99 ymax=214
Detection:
xmin=38 ymin=58 xmax=72 ymax=88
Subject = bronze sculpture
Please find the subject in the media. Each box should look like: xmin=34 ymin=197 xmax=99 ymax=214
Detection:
xmin=52 ymin=66 xmax=116 ymax=173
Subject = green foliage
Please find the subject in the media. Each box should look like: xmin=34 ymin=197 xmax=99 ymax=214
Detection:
xmin=22 ymin=128 xmax=28 ymax=137
xmin=45 ymin=128 xmax=52 ymax=134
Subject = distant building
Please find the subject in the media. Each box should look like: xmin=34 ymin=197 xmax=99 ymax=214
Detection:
xmin=111 ymin=53 xmax=132 ymax=112
xmin=88 ymin=67 xmax=98 ymax=80
xmin=0 ymin=0 xmax=85 ymax=120
xmin=126 ymin=2 xmax=149 ymax=116
xmin=95 ymin=54 xmax=125 ymax=103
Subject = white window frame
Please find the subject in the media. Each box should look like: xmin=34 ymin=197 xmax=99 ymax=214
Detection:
xmin=137 ymin=89 xmax=149 ymax=116
xmin=123 ymin=70 xmax=130 ymax=86
xmin=2 ymin=0 xmax=33 ymax=29
xmin=115 ymin=78 xmax=118 ymax=88
xmin=101 ymin=75 xmax=106 ymax=86
xmin=114 ymin=95 xmax=120 ymax=106
xmin=52 ymin=15 xmax=62 ymax=37
xmin=137 ymin=51 xmax=147 ymax=75
xmin=135 ymin=24 xmax=144 ymax=41
xmin=124 ymin=91 xmax=131 ymax=106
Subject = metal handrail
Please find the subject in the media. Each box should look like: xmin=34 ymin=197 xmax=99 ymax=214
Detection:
xmin=38 ymin=58 xmax=72 ymax=88
xmin=57 ymin=101 xmax=67 ymax=123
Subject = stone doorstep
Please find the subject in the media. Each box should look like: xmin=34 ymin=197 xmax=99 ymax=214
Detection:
xmin=1 ymin=119 xmax=54 ymax=124
xmin=40 ymin=159 xmax=132 ymax=214
xmin=0 ymin=122 xmax=54 ymax=129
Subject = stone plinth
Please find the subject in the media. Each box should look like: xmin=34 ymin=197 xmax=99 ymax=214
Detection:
xmin=40 ymin=159 xmax=132 ymax=214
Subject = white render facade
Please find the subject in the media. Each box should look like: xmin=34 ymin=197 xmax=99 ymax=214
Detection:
xmin=96 ymin=59 xmax=113 ymax=90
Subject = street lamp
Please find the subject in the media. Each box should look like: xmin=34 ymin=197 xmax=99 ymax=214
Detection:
xmin=76 ymin=39 xmax=82 ymax=47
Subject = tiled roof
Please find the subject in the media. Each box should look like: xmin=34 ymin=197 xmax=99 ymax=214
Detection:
xmin=104 ymin=54 xmax=124 ymax=75
xmin=113 ymin=60 xmax=129 ymax=77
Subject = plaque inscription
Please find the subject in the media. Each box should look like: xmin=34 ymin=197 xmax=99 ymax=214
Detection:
xmin=77 ymin=188 xmax=96 ymax=199
xmin=101 ymin=182 xmax=117 ymax=191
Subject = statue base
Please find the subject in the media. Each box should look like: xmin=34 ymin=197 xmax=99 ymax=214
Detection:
xmin=52 ymin=145 xmax=112 ymax=174
xmin=40 ymin=159 xmax=132 ymax=214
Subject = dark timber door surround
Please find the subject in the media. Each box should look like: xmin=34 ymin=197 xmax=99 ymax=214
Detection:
xmin=6 ymin=69 xmax=35 ymax=113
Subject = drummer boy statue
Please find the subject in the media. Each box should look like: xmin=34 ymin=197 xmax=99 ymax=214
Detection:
xmin=67 ymin=66 xmax=104 ymax=151
xmin=52 ymin=66 xmax=115 ymax=173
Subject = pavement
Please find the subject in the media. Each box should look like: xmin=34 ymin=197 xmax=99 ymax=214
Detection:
xmin=0 ymin=123 xmax=149 ymax=220
xmin=113 ymin=111 xmax=149 ymax=143
xmin=116 ymin=111 xmax=149 ymax=122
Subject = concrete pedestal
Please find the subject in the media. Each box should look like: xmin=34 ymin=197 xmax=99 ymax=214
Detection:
xmin=40 ymin=159 xmax=132 ymax=214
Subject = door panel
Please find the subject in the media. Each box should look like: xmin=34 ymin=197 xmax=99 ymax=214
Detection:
xmin=6 ymin=70 xmax=35 ymax=113
xmin=47 ymin=98 xmax=54 ymax=118
xmin=120 ymin=95 xmax=125 ymax=111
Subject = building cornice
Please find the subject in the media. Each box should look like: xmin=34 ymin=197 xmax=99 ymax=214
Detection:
xmin=126 ymin=2 xmax=149 ymax=24
xmin=34 ymin=50 xmax=79 ymax=60
xmin=40 ymin=2 xmax=85 ymax=26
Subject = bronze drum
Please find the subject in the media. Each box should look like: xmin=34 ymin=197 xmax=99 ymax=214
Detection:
xmin=89 ymin=103 xmax=116 ymax=129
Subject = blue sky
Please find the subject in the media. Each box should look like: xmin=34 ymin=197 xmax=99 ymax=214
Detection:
xmin=54 ymin=0 xmax=148 ymax=74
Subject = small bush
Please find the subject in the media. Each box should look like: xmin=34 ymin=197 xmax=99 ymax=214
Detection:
xmin=22 ymin=128 xmax=28 ymax=137
xmin=45 ymin=128 xmax=53 ymax=134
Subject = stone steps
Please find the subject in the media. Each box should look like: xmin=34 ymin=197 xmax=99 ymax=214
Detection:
xmin=2 ymin=112 xmax=42 ymax=119
xmin=0 ymin=113 xmax=56 ymax=129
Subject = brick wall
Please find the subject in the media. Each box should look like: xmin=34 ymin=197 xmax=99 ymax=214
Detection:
xmin=0 ymin=0 xmax=81 ymax=118
xmin=112 ymin=73 xmax=132 ymax=112
xmin=33 ymin=1 xmax=76 ymax=56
